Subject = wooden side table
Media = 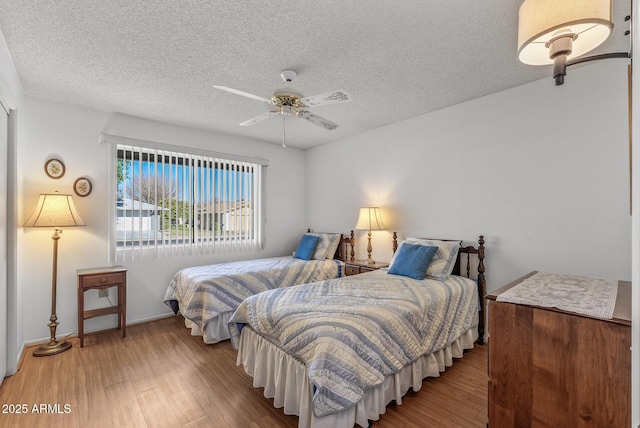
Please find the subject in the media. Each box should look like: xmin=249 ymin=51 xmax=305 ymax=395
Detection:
xmin=77 ymin=266 xmax=127 ymax=347
xmin=344 ymin=260 xmax=389 ymax=276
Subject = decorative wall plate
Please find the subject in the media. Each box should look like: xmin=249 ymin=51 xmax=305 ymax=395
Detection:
xmin=73 ymin=177 xmax=92 ymax=197
xmin=44 ymin=158 xmax=65 ymax=179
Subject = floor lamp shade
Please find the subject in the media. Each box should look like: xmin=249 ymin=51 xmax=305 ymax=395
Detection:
xmin=24 ymin=192 xmax=86 ymax=356
xmin=23 ymin=193 xmax=86 ymax=228
xmin=355 ymin=207 xmax=386 ymax=264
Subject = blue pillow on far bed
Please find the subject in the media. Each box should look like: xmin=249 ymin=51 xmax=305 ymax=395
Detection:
xmin=388 ymin=243 xmax=438 ymax=280
xmin=294 ymin=234 xmax=320 ymax=260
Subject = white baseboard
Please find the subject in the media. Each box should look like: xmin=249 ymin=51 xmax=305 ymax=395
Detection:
xmin=20 ymin=311 xmax=176 ymax=350
xmin=127 ymin=312 xmax=176 ymax=326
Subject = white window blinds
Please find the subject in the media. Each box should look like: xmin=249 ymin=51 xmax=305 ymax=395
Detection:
xmin=102 ymin=135 xmax=266 ymax=261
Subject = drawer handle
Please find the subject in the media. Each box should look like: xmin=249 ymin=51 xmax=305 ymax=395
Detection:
xmin=100 ymin=277 xmax=107 ymax=283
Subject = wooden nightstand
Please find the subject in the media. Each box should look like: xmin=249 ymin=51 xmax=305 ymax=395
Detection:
xmin=77 ymin=266 xmax=127 ymax=347
xmin=344 ymin=260 xmax=389 ymax=276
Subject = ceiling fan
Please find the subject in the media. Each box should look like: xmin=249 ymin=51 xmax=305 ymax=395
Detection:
xmin=214 ymin=69 xmax=351 ymax=147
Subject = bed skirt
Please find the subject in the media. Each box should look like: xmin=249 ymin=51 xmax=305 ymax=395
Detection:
xmin=236 ymin=326 xmax=479 ymax=428
xmin=183 ymin=312 xmax=232 ymax=344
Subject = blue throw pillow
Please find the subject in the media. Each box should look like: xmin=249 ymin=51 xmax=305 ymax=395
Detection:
xmin=388 ymin=243 xmax=438 ymax=280
xmin=294 ymin=234 xmax=320 ymax=260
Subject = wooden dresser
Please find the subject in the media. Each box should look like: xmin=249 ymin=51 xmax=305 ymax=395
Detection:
xmin=486 ymin=271 xmax=631 ymax=428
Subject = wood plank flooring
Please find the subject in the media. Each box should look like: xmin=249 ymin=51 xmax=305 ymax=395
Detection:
xmin=0 ymin=316 xmax=488 ymax=428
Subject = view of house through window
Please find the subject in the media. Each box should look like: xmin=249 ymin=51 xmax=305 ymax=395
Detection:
xmin=115 ymin=144 xmax=264 ymax=259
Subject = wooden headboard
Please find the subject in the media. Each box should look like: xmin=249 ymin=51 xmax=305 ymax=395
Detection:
xmin=458 ymin=236 xmax=486 ymax=344
xmin=306 ymin=229 xmax=355 ymax=262
xmin=391 ymin=233 xmax=486 ymax=345
xmin=337 ymin=231 xmax=355 ymax=262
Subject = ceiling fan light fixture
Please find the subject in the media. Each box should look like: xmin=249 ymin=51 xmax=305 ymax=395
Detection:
xmin=280 ymin=105 xmax=296 ymax=116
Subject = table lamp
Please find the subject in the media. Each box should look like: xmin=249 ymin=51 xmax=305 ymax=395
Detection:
xmin=355 ymin=206 xmax=386 ymax=264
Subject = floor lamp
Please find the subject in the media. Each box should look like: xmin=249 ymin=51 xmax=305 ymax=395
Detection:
xmin=355 ymin=206 xmax=386 ymax=265
xmin=23 ymin=192 xmax=86 ymax=357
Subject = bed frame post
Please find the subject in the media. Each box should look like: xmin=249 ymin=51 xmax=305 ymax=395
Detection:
xmin=392 ymin=232 xmax=398 ymax=254
xmin=477 ymin=235 xmax=486 ymax=345
xmin=349 ymin=230 xmax=355 ymax=261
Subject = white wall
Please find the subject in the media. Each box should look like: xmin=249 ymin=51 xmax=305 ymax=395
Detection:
xmin=17 ymin=97 xmax=306 ymax=343
xmin=305 ymin=59 xmax=631 ymax=293
xmin=0 ymin=29 xmax=22 ymax=376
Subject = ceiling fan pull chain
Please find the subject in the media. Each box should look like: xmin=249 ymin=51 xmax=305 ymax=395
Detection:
xmin=282 ymin=116 xmax=286 ymax=148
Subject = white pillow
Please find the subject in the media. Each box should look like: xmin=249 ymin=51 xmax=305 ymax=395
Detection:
xmin=307 ymin=233 xmax=342 ymax=259
xmin=307 ymin=233 xmax=331 ymax=260
xmin=324 ymin=233 xmax=342 ymax=259
xmin=389 ymin=238 xmax=460 ymax=280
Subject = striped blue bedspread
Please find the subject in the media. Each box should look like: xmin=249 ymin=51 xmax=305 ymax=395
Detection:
xmin=164 ymin=256 xmax=343 ymax=330
xmin=228 ymin=270 xmax=478 ymax=417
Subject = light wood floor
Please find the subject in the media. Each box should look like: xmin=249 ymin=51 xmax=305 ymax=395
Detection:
xmin=0 ymin=316 xmax=488 ymax=428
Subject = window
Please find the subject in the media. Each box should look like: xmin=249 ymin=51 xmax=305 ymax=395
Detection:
xmin=105 ymin=135 xmax=267 ymax=261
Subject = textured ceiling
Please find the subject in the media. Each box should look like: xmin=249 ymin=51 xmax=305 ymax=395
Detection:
xmin=0 ymin=1 xmax=632 ymax=149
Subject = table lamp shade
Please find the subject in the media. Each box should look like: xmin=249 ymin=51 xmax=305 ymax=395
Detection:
xmin=355 ymin=207 xmax=386 ymax=231
xmin=23 ymin=193 xmax=86 ymax=228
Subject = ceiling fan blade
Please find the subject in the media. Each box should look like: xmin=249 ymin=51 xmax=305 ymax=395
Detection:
xmin=298 ymin=111 xmax=339 ymax=130
xmin=239 ymin=111 xmax=279 ymax=126
xmin=299 ymin=90 xmax=351 ymax=107
xmin=213 ymin=85 xmax=274 ymax=104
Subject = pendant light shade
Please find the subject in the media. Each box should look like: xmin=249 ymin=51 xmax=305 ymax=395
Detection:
xmin=518 ymin=0 xmax=613 ymax=65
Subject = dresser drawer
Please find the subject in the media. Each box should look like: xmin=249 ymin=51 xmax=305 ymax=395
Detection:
xmin=82 ymin=272 xmax=126 ymax=287
xmin=345 ymin=266 xmax=360 ymax=276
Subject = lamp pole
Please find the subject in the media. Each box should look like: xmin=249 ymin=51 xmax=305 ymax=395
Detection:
xmin=33 ymin=228 xmax=71 ymax=357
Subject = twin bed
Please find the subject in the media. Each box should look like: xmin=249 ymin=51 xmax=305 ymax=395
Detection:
xmin=164 ymin=231 xmax=355 ymax=343
xmin=164 ymin=232 xmax=486 ymax=428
